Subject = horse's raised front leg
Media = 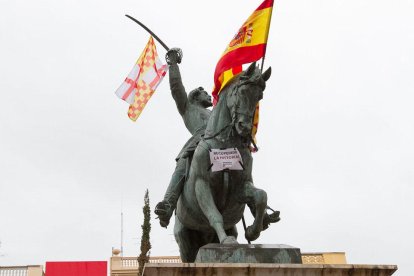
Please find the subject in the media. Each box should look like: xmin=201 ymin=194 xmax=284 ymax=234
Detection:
xmin=195 ymin=177 xmax=238 ymax=244
xmin=242 ymin=182 xmax=267 ymax=242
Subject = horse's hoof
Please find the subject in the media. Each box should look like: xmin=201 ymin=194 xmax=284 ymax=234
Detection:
xmin=263 ymin=211 xmax=281 ymax=230
xmin=245 ymin=226 xmax=260 ymax=242
xmin=221 ymin=236 xmax=238 ymax=244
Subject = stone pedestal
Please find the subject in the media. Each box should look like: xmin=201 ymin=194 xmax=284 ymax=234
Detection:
xmin=195 ymin=244 xmax=302 ymax=264
xmin=143 ymin=263 xmax=397 ymax=276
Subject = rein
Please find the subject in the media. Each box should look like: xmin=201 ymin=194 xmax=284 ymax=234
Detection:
xmin=203 ymin=79 xmax=259 ymax=152
xmin=203 ymin=123 xmax=233 ymax=141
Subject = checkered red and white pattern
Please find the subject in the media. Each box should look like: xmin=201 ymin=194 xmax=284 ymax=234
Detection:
xmin=115 ymin=36 xmax=168 ymax=121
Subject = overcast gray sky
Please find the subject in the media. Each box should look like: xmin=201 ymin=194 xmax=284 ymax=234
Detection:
xmin=0 ymin=0 xmax=413 ymax=275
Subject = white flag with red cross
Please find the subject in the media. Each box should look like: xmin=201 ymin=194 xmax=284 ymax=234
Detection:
xmin=115 ymin=36 xmax=168 ymax=121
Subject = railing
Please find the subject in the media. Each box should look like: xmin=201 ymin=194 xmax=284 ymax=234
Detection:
xmin=111 ymin=256 xmax=182 ymax=275
xmin=118 ymin=253 xmax=344 ymax=266
xmin=111 ymin=253 xmax=346 ymax=275
xmin=120 ymin=258 xmax=136 ymax=268
xmin=0 ymin=267 xmax=28 ymax=276
xmin=120 ymin=256 xmax=181 ymax=268
xmin=301 ymin=252 xmax=347 ymax=264
xmin=149 ymin=256 xmax=181 ymax=264
xmin=301 ymin=253 xmax=325 ymax=264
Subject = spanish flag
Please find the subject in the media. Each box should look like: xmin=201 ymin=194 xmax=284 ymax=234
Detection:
xmin=212 ymin=0 xmax=274 ymax=103
xmin=212 ymin=0 xmax=274 ymax=144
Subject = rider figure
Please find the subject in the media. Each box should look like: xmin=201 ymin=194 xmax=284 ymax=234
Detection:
xmin=155 ymin=48 xmax=213 ymax=227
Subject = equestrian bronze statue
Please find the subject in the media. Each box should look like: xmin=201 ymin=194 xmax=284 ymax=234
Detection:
xmin=155 ymin=49 xmax=279 ymax=262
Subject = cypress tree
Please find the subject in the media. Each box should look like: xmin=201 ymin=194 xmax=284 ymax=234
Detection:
xmin=138 ymin=189 xmax=151 ymax=276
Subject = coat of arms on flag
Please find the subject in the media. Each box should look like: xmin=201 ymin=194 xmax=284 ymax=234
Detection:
xmin=212 ymin=0 xmax=274 ymax=145
xmin=115 ymin=36 xmax=168 ymax=121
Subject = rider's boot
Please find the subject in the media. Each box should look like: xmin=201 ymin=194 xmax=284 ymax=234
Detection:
xmin=155 ymin=156 xmax=188 ymax=228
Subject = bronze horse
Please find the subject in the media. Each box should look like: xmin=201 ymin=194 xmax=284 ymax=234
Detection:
xmin=174 ymin=62 xmax=273 ymax=262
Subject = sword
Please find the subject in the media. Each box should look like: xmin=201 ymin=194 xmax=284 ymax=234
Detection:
xmin=125 ymin=14 xmax=170 ymax=51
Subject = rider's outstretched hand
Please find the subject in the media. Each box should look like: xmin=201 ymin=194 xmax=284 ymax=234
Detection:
xmin=166 ymin=48 xmax=183 ymax=65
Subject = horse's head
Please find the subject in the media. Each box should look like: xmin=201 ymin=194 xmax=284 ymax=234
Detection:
xmin=226 ymin=62 xmax=271 ymax=138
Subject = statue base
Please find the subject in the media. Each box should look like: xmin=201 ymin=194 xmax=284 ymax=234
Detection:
xmin=195 ymin=244 xmax=302 ymax=264
xmin=143 ymin=263 xmax=397 ymax=276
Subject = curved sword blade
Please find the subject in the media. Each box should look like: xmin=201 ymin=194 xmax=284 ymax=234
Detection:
xmin=125 ymin=14 xmax=170 ymax=51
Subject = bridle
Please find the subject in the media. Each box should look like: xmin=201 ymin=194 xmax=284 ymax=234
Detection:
xmin=229 ymin=80 xmax=257 ymax=125
xmin=204 ymin=77 xmax=262 ymax=151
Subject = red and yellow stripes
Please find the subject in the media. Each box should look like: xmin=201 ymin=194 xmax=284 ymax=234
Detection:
xmin=212 ymin=0 xmax=274 ymax=103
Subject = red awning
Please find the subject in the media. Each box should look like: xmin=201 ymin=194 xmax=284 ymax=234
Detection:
xmin=46 ymin=261 xmax=107 ymax=276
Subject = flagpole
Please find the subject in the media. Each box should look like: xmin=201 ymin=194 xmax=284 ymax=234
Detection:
xmin=260 ymin=1 xmax=275 ymax=72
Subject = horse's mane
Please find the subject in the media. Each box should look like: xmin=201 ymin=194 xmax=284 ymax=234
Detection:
xmin=218 ymin=66 xmax=266 ymax=102
xmin=206 ymin=66 xmax=265 ymax=137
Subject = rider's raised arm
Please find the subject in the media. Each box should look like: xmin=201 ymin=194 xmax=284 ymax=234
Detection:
xmin=166 ymin=48 xmax=188 ymax=116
